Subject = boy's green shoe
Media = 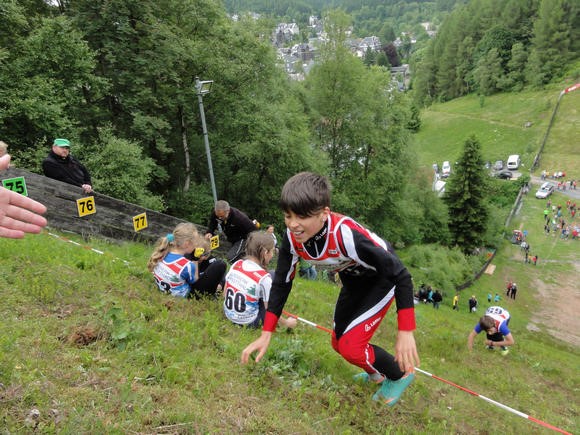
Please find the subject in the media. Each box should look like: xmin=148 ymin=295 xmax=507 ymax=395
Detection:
xmin=372 ymin=371 xmax=415 ymax=406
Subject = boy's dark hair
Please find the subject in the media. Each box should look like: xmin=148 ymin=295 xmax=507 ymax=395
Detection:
xmin=280 ymin=172 xmax=331 ymax=216
xmin=479 ymin=316 xmax=495 ymax=331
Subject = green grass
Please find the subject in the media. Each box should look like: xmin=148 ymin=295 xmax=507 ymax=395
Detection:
xmin=1 ymin=84 xmax=578 ymax=433
xmin=1 ymin=220 xmax=578 ymax=433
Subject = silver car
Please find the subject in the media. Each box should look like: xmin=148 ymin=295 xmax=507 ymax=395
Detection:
xmin=535 ymin=182 xmax=554 ymax=199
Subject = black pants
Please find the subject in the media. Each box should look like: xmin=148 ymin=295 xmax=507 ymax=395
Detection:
xmin=190 ymin=259 xmax=227 ymax=299
xmin=226 ymin=239 xmax=247 ymax=263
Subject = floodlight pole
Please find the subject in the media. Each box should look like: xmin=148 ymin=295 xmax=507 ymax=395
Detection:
xmin=195 ymin=77 xmax=218 ymax=205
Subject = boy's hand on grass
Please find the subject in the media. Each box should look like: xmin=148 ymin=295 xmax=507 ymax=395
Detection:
xmin=241 ymin=331 xmax=272 ymax=364
xmin=394 ymin=330 xmax=420 ymax=373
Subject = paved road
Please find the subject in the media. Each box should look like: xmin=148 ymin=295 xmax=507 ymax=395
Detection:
xmin=529 ymin=175 xmax=580 ymax=201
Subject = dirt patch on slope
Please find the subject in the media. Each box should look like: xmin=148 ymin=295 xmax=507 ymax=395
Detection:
xmin=527 ymin=262 xmax=580 ymax=347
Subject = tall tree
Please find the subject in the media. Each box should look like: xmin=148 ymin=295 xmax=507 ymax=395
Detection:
xmin=473 ymin=48 xmax=504 ymax=95
xmin=443 ymin=135 xmax=489 ymax=254
xmin=526 ymin=0 xmax=579 ymax=87
xmin=306 ymin=10 xmax=414 ymax=242
xmin=0 ymin=15 xmax=107 ymax=150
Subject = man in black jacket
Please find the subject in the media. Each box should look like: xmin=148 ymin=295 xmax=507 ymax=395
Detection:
xmin=42 ymin=138 xmax=93 ymax=194
xmin=205 ymin=200 xmax=257 ymax=262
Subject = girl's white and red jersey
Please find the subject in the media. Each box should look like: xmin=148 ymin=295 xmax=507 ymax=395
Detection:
xmin=153 ymin=253 xmax=196 ymax=298
xmin=224 ymin=259 xmax=271 ymax=325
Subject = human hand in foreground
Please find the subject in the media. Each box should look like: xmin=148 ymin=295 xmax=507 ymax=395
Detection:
xmin=394 ymin=330 xmax=420 ymax=373
xmin=0 ymin=187 xmax=47 ymax=239
xmin=0 ymin=154 xmax=11 ymax=170
xmin=81 ymin=184 xmax=93 ymax=194
xmin=241 ymin=331 xmax=272 ymax=364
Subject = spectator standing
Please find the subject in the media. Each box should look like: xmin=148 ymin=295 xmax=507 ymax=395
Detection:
xmin=494 ymin=293 xmax=501 ymax=303
xmin=42 ymin=138 xmax=93 ymax=194
xmin=432 ymin=289 xmax=443 ymax=309
xmin=265 ymin=224 xmax=279 ymax=254
xmin=468 ymin=295 xmax=478 ymax=313
xmin=205 ymin=200 xmax=258 ymax=263
xmin=452 ymin=293 xmax=459 ymax=311
xmin=510 ymin=283 xmax=517 ymax=300
xmin=426 ymin=286 xmax=434 ymax=304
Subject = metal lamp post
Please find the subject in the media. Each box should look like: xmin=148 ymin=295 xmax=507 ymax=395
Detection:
xmin=195 ymin=77 xmax=217 ymax=205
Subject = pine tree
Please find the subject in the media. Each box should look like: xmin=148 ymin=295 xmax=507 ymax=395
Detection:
xmin=443 ymin=135 xmax=489 ymax=254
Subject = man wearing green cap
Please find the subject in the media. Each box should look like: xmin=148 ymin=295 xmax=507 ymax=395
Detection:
xmin=42 ymin=138 xmax=93 ymax=193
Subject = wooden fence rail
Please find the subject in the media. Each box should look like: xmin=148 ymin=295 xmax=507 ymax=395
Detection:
xmin=0 ymin=168 xmax=229 ymax=253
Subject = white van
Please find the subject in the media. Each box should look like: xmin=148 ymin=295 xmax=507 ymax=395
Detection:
xmin=441 ymin=161 xmax=451 ymax=177
xmin=506 ymin=154 xmax=520 ymax=170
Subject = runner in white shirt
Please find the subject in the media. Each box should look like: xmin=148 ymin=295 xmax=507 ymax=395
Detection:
xmin=467 ymin=306 xmax=514 ymax=355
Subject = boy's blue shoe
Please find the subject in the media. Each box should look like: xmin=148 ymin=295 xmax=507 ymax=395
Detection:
xmin=353 ymin=372 xmax=370 ymax=383
xmin=354 ymin=372 xmax=385 ymax=384
xmin=372 ymin=371 xmax=415 ymax=407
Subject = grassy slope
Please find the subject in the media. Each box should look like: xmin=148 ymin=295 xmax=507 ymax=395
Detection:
xmin=413 ymin=84 xmax=580 ymax=180
xmin=1 ymin=84 xmax=578 ymax=433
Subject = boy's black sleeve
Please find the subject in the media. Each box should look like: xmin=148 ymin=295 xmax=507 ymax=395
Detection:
xmin=347 ymin=229 xmax=415 ymax=329
xmin=265 ymin=231 xmax=296 ymax=318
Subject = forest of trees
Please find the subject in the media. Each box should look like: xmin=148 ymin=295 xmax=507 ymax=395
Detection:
xmin=224 ymin=0 xmax=464 ymax=44
xmin=412 ymin=0 xmax=579 ymax=105
xmin=0 ymin=0 xmax=574 ymax=256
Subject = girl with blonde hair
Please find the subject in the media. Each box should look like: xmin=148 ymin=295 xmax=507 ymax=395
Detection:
xmin=148 ymin=222 xmax=201 ymax=298
xmin=224 ymin=231 xmax=297 ymax=329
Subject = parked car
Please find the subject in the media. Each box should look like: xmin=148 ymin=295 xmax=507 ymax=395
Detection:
xmin=535 ymin=182 xmax=554 ymax=199
xmin=507 ymin=154 xmax=521 ymax=170
xmin=494 ymin=160 xmax=504 ymax=171
xmin=494 ymin=169 xmax=513 ymax=180
xmin=441 ymin=161 xmax=451 ymax=177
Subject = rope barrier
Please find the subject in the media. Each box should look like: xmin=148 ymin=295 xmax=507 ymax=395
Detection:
xmin=282 ymin=310 xmax=572 ymax=435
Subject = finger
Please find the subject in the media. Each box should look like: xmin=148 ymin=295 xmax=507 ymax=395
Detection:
xmin=241 ymin=347 xmax=253 ymax=364
xmin=254 ymin=348 xmax=266 ymax=363
xmin=7 ymin=192 xmax=47 ymax=216
xmin=0 ymin=214 xmax=45 ymax=235
xmin=5 ymin=204 xmax=48 ymax=228
xmin=0 ymin=226 xmax=25 ymax=239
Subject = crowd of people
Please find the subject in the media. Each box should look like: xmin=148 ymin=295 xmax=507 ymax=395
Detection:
xmin=543 ymin=199 xmax=579 ymax=240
